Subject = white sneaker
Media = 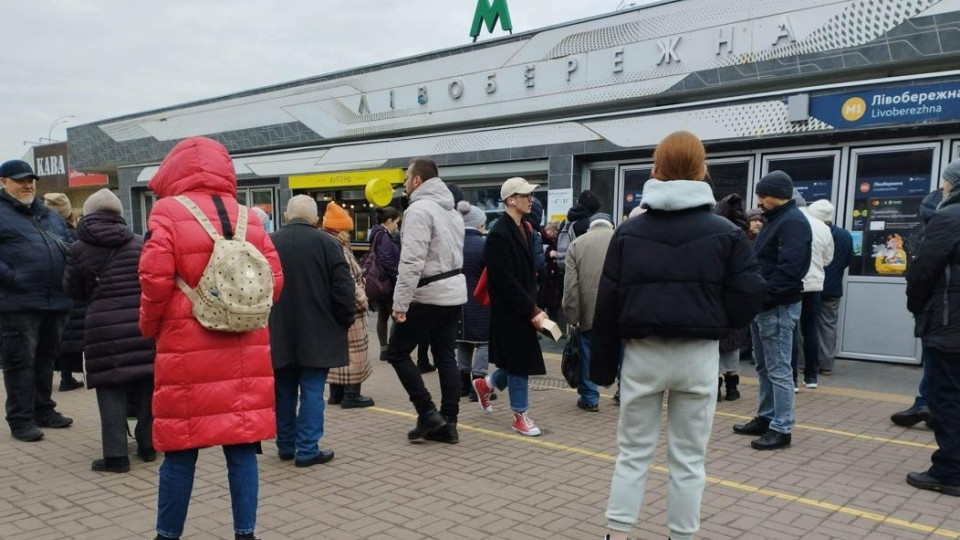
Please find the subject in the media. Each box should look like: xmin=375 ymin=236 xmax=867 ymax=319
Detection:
xmin=511 ymin=412 xmax=541 ymax=437
xmin=805 ymin=382 xmax=818 ymax=389
xmin=794 ymin=386 xmax=799 ymax=393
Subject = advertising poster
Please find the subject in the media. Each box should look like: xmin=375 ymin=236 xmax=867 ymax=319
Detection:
xmin=850 ymin=176 xmax=928 ymax=276
xmin=794 ymin=180 xmax=831 ymax=203
xmin=548 ymin=188 xmax=573 ymax=223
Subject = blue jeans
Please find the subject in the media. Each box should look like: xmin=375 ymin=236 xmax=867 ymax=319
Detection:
xmin=490 ymin=368 xmax=529 ymax=413
xmin=751 ymin=302 xmax=801 ymax=434
xmin=157 ymin=443 xmax=259 ymax=538
xmin=915 ymin=346 xmax=931 ymax=408
xmin=578 ymin=331 xmax=600 ymax=406
xmin=274 ymin=366 xmax=329 ymax=461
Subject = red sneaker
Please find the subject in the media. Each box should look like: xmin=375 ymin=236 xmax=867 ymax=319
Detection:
xmin=472 ymin=377 xmax=494 ymax=413
xmin=511 ymin=412 xmax=541 ymax=437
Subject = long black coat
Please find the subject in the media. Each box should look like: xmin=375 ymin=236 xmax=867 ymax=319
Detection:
xmin=63 ymin=212 xmax=155 ymax=388
xmin=269 ymin=220 xmax=356 ymax=370
xmin=485 ymin=215 xmax=545 ymax=376
xmin=459 ymin=228 xmax=490 ymax=343
xmin=907 ymin=188 xmax=960 ymax=353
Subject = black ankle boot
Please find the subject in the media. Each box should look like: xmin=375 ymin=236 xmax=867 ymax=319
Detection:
xmin=341 ymin=384 xmax=374 ymax=409
xmin=425 ymin=415 xmax=459 ymax=444
xmin=92 ymin=456 xmax=130 ymax=473
xmin=724 ymin=373 xmax=741 ymax=401
xmin=328 ymin=384 xmax=344 ymax=405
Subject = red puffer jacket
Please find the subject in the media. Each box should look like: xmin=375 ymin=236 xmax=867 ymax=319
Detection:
xmin=139 ymin=137 xmax=284 ymax=452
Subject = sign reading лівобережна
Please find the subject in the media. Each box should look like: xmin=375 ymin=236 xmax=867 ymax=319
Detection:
xmin=810 ymin=81 xmax=960 ymax=129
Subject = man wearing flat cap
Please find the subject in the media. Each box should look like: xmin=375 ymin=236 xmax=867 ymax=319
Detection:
xmin=0 ymin=159 xmax=75 ymax=442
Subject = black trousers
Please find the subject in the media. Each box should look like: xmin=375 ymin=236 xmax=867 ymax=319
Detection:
xmin=387 ymin=304 xmax=460 ymax=422
xmin=0 ymin=311 xmax=69 ymax=429
xmin=96 ymin=381 xmax=154 ymax=458
xmin=928 ymin=347 xmax=960 ymax=483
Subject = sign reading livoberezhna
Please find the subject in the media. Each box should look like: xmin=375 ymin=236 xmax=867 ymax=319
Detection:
xmin=33 ymin=142 xmax=70 ymax=189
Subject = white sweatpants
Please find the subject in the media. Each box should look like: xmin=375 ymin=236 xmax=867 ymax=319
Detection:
xmin=605 ymin=336 xmax=719 ymax=540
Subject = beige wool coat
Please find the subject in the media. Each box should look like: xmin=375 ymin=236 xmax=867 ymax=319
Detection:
xmin=328 ymin=239 xmax=373 ymax=385
xmin=562 ymin=222 xmax=615 ymax=332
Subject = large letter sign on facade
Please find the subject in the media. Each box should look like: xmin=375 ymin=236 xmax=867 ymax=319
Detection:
xmin=470 ymin=0 xmax=513 ymax=43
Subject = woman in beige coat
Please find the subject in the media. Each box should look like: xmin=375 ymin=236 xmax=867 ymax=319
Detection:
xmin=323 ymin=202 xmax=374 ymax=408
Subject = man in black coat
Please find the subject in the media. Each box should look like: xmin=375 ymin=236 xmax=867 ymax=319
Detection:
xmin=268 ymin=195 xmax=356 ymax=468
xmin=905 ymin=160 xmax=960 ymax=496
xmin=472 ymin=177 xmax=547 ymax=437
xmin=0 ymin=159 xmax=74 ymax=442
xmin=733 ymin=171 xmax=811 ymax=451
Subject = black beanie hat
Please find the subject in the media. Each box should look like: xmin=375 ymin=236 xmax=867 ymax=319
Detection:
xmin=755 ymin=171 xmax=794 ymax=200
xmin=445 ymin=182 xmax=464 ymax=205
xmin=578 ymin=190 xmax=602 ymax=213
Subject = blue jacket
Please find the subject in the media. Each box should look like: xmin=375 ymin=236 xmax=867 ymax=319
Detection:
xmin=459 ymin=228 xmax=490 ymax=343
xmin=0 ymin=190 xmax=72 ymax=312
xmin=823 ymin=225 xmax=853 ymax=298
xmin=753 ymin=200 xmax=812 ymax=309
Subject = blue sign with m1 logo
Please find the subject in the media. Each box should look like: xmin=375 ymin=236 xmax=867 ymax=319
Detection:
xmin=810 ymin=81 xmax=960 ymax=129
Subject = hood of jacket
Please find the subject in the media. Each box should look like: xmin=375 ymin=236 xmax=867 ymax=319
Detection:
xmin=77 ymin=212 xmax=135 ymax=248
xmin=410 ymin=177 xmax=455 ymax=211
xmin=566 ymin=203 xmax=593 ymax=222
xmin=922 ymin=190 xmax=943 ymax=224
xmin=640 ymin=179 xmax=716 ymax=212
xmin=149 ymin=137 xmax=236 ymax=198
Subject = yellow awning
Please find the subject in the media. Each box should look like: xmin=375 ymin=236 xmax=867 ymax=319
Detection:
xmin=289 ymin=168 xmax=404 ymax=190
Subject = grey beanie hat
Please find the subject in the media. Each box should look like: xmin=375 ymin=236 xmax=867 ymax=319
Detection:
xmin=943 ymin=159 xmax=960 ymax=186
xmin=590 ymin=212 xmax=614 ymax=226
xmin=457 ymin=200 xmax=487 ymax=229
xmin=83 ymin=188 xmax=123 ymax=216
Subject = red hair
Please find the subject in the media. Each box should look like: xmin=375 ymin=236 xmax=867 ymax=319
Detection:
xmin=652 ymin=131 xmax=707 ymax=181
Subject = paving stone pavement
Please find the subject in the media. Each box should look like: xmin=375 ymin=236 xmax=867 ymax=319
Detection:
xmin=0 ymin=315 xmax=957 ymax=540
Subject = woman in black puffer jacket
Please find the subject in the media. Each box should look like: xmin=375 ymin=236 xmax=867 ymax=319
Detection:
xmin=63 ymin=189 xmax=155 ymax=474
xmin=714 ymin=193 xmax=752 ymax=402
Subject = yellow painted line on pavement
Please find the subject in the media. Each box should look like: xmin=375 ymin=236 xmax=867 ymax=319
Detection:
xmin=542 ymin=352 xmax=914 ymax=405
xmin=368 ymin=405 xmax=960 ymax=539
xmin=553 ymin=387 xmax=939 ymax=451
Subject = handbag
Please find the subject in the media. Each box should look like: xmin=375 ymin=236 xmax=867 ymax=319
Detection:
xmin=360 ymin=230 xmax=394 ymax=304
xmin=561 ymin=327 xmax=583 ymax=388
xmin=473 ymin=268 xmax=490 ymax=307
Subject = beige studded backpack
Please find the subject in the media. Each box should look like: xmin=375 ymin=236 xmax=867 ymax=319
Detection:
xmin=174 ymin=195 xmax=275 ymax=332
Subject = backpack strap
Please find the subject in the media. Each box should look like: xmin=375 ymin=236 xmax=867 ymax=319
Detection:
xmin=235 ymin=206 xmax=249 ymax=242
xmin=175 ymin=196 xmax=222 ymax=242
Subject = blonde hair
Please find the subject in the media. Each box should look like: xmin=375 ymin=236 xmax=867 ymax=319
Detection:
xmin=652 ymin=131 xmax=707 ymax=181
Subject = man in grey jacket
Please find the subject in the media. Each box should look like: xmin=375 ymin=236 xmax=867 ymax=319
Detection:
xmin=387 ymin=158 xmax=467 ymax=443
xmin=562 ymin=213 xmax=614 ymax=413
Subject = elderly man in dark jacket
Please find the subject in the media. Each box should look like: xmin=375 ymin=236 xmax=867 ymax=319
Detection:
xmin=472 ymin=177 xmax=547 ymax=437
xmin=63 ymin=189 xmax=155 ymax=473
xmin=0 ymin=159 xmax=74 ymax=442
xmin=733 ymin=171 xmax=811 ymax=451
xmin=904 ymin=160 xmax=960 ymax=497
xmin=269 ymin=195 xmax=356 ymax=468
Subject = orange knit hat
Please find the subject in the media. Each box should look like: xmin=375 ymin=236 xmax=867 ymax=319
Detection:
xmin=322 ymin=202 xmax=354 ymax=231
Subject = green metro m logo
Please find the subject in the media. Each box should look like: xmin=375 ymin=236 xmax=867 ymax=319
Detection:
xmin=470 ymin=0 xmax=513 ymax=42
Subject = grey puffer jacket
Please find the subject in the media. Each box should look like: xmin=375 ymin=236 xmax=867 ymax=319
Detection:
xmin=393 ymin=178 xmax=467 ymax=312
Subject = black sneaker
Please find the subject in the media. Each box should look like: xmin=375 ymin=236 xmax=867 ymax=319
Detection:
xmin=407 ymin=410 xmax=447 ymax=441
xmin=891 ymin=405 xmax=933 ymax=427
xmin=751 ymin=430 xmax=791 ymax=450
xmin=295 ymin=449 xmax=334 ymax=468
xmin=906 ymin=470 xmax=960 ymax=497
xmin=577 ymin=399 xmax=599 ymax=412
xmin=612 ymin=390 xmax=620 ymax=405
xmin=92 ymin=456 xmax=130 ymax=473
xmin=36 ymin=411 xmax=73 ymax=429
xmin=733 ymin=416 xmax=770 ymax=436
xmin=235 ymin=534 xmax=261 ymax=540
xmin=58 ymin=376 xmax=84 ymax=392
xmin=418 ymin=363 xmax=437 ymax=374
xmin=11 ymin=425 xmax=43 ymax=442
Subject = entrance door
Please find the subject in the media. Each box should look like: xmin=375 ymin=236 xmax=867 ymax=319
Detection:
xmin=840 ymin=144 xmax=939 ymax=364
xmin=761 ymin=150 xmax=841 ymax=208
xmin=619 ymin=165 xmax=653 ymax=220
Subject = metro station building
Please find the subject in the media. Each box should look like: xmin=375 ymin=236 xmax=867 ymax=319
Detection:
xmin=68 ymin=0 xmax=960 ymax=364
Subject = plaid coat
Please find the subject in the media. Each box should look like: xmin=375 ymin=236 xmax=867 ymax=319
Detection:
xmin=328 ymin=240 xmax=373 ymax=385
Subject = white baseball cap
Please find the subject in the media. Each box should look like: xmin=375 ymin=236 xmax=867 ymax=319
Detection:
xmin=500 ymin=177 xmax=538 ymax=200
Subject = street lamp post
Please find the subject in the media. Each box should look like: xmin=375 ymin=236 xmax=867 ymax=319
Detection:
xmin=47 ymin=115 xmax=76 ymax=143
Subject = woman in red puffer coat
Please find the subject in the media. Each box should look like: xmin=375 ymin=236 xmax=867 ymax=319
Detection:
xmin=139 ymin=137 xmax=283 ymax=540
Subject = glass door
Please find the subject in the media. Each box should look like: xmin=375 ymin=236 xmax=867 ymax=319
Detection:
xmin=706 ymin=157 xmax=753 ymax=203
xmin=761 ymin=150 xmax=841 ymax=209
xmin=619 ymin=165 xmax=652 ymax=221
xmin=839 ymin=144 xmax=939 ymax=364
xmin=140 ymin=191 xmax=157 ymax=234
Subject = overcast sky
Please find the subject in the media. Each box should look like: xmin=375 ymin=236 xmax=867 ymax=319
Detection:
xmin=0 ymin=0 xmax=659 ymax=165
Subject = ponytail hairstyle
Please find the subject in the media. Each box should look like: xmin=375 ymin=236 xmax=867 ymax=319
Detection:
xmin=375 ymin=206 xmax=400 ymax=224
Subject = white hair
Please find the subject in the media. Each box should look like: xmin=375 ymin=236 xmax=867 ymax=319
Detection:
xmin=285 ymin=195 xmax=318 ymax=221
